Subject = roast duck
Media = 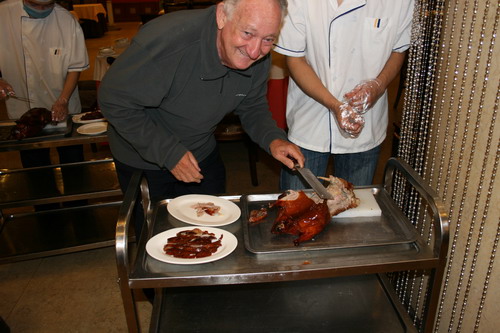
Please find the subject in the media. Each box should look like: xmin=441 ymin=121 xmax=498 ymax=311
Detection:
xmin=9 ymin=108 xmax=54 ymax=140
xmin=253 ymin=176 xmax=360 ymax=246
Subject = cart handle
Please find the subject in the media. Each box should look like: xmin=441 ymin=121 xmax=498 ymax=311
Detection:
xmin=115 ymin=171 xmax=150 ymax=333
xmin=383 ymin=157 xmax=449 ymax=259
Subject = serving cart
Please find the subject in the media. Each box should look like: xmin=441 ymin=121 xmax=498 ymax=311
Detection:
xmin=116 ymin=158 xmax=449 ymax=332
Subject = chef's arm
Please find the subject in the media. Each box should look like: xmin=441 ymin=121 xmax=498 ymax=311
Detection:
xmin=344 ymin=51 xmax=407 ymax=111
xmin=285 ymin=56 xmax=344 ymax=121
xmin=376 ymin=51 xmax=406 ymax=93
xmin=51 ymin=71 xmax=80 ymax=121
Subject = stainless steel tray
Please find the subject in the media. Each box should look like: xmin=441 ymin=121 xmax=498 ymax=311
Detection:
xmin=242 ymin=188 xmax=418 ymax=254
xmin=0 ymin=118 xmax=72 ymax=144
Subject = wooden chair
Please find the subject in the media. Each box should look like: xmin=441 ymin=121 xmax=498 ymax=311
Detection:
xmin=80 ymin=13 xmax=107 ymax=39
xmin=214 ymin=112 xmax=259 ymax=186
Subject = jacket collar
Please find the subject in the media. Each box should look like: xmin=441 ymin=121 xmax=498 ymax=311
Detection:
xmin=333 ymin=0 xmax=366 ymax=19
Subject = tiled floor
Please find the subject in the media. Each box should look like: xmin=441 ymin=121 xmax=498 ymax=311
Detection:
xmin=0 ymin=19 xmax=401 ymax=332
xmin=0 ymin=140 xmax=283 ymax=332
xmin=0 ymin=145 xmax=284 ymax=332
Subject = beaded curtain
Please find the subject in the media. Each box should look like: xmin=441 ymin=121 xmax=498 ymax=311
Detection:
xmin=392 ymin=0 xmax=499 ymax=332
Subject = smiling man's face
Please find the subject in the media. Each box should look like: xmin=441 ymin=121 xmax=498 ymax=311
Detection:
xmin=216 ymin=0 xmax=282 ymax=70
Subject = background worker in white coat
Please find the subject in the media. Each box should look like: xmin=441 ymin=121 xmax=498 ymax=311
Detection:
xmin=0 ymin=0 xmax=89 ymax=168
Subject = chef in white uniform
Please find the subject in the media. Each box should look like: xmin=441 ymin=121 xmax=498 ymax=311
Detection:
xmin=274 ymin=0 xmax=414 ymax=188
xmin=0 ymin=0 xmax=89 ymax=171
xmin=0 ymin=0 xmax=89 ymax=121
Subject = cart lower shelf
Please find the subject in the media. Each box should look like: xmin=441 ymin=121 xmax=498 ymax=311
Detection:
xmin=151 ymin=274 xmax=416 ymax=333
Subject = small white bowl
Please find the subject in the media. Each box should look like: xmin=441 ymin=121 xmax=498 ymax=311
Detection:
xmin=99 ymin=47 xmax=115 ymax=56
xmin=114 ymin=38 xmax=130 ymax=49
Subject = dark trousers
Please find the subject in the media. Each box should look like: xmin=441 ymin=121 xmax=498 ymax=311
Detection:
xmin=20 ymin=145 xmax=84 ymax=167
xmin=20 ymin=145 xmax=85 ymax=210
xmin=114 ymin=147 xmax=226 ymax=240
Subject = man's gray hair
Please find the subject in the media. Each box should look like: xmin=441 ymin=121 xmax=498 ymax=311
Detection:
xmin=223 ymin=0 xmax=288 ymax=20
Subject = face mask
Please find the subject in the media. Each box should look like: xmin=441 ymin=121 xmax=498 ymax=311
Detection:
xmin=23 ymin=4 xmax=54 ymax=19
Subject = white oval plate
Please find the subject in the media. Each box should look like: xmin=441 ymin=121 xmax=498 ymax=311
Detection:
xmin=167 ymin=194 xmax=241 ymax=227
xmin=146 ymin=227 xmax=238 ymax=265
xmin=72 ymin=112 xmax=106 ymax=124
xmin=77 ymin=122 xmax=108 ymax=135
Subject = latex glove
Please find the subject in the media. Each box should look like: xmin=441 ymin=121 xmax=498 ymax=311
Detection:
xmin=51 ymin=97 xmax=69 ymax=122
xmin=332 ymin=103 xmax=365 ymax=139
xmin=0 ymin=78 xmax=14 ymax=100
xmin=343 ymin=78 xmax=382 ymax=114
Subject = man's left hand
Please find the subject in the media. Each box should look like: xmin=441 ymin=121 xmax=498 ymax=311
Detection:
xmin=269 ymin=139 xmax=305 ymax=169
xmin=170 ymin=151 xmax=203 ymax=183
xmin=51 ymin=97 xmax=69 ymax=122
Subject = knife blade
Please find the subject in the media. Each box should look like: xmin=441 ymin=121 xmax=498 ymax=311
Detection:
xmin=7 ymin=92 xmax=33 ymax=103
xmin=294 ymin=164 xmax=334 ymax=200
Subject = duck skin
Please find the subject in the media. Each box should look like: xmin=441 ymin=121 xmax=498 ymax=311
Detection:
xmin=269 ymin=176 xmax=359 ymax=245
xmin=9 ymin=108 xmax=53 ymax=140
xmin=271 ymin=190 xmax=315 ymax=222
xmin=271 ymin=190 xmax=331 ymax=245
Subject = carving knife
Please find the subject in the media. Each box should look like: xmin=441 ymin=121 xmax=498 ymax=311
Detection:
xmin=7 ymin=93 xmax=33 ymax=103
xmin=294 ymin=164 xmax=334 ymax=200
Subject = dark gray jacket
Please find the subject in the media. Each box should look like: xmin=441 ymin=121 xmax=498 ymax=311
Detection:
xmin=98 ymin=6 xmax=286 ymax=170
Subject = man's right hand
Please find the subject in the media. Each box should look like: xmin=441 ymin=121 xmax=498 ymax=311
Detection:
xmin=170 ymin=151 xmax=204 ymax=183
xmin=0 ymin=79 xmax=14 ymax=100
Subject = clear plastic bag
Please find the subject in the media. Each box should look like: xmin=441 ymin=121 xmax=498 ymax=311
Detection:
xmin=332 ymin=103 xmax=365 ymax=139
xmin=344 ymin=78 xmax=382 ymax=114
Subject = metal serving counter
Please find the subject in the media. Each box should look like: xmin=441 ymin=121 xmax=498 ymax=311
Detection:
xmin=116 ymin=158 xmax=449 ymax=332
xmin=0 ymin=118 xmax=122 ymax=263
xmin=0 ymin=119 xmax=108 ymax=152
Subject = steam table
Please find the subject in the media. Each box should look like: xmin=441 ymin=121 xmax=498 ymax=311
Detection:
xmin=0 ymin=121 xmax=122 ymax=263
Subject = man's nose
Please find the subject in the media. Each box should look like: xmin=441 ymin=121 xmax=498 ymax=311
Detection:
xmin=247 ymin=39 xmax=262 ymax=60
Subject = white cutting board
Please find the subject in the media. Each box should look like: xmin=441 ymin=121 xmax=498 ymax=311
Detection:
xmin=334 ymin=188 xmax=382 ymax=218
xmin=45 ymin=120 xmax=68 ymax=129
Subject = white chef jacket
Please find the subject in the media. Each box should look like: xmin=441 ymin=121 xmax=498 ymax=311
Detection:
xmin=274 ymin=0 xmax=414 ymax=153
xmin=0 ymin=0 xmax=89 ymax=120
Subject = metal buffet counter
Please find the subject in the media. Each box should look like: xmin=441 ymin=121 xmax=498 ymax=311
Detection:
xmin=0 ymin=118 xmax=123 ymax=263
xmin=0 ymin=118 xmax=109 ymax=151
xmin=116 ymin=158 xmax=449 ymax=333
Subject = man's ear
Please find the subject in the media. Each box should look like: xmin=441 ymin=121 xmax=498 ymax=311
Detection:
xmin=216 ymin=2 xmax=226 ymax=29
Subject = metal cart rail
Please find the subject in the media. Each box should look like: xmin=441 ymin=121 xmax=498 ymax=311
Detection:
xmin=116 ymin=158 xmax=449 ymax=332
xmin=0 ymin=160 xmax=122 ymax=263
xmin=0 ymin=122 xmax=123 ymax=263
